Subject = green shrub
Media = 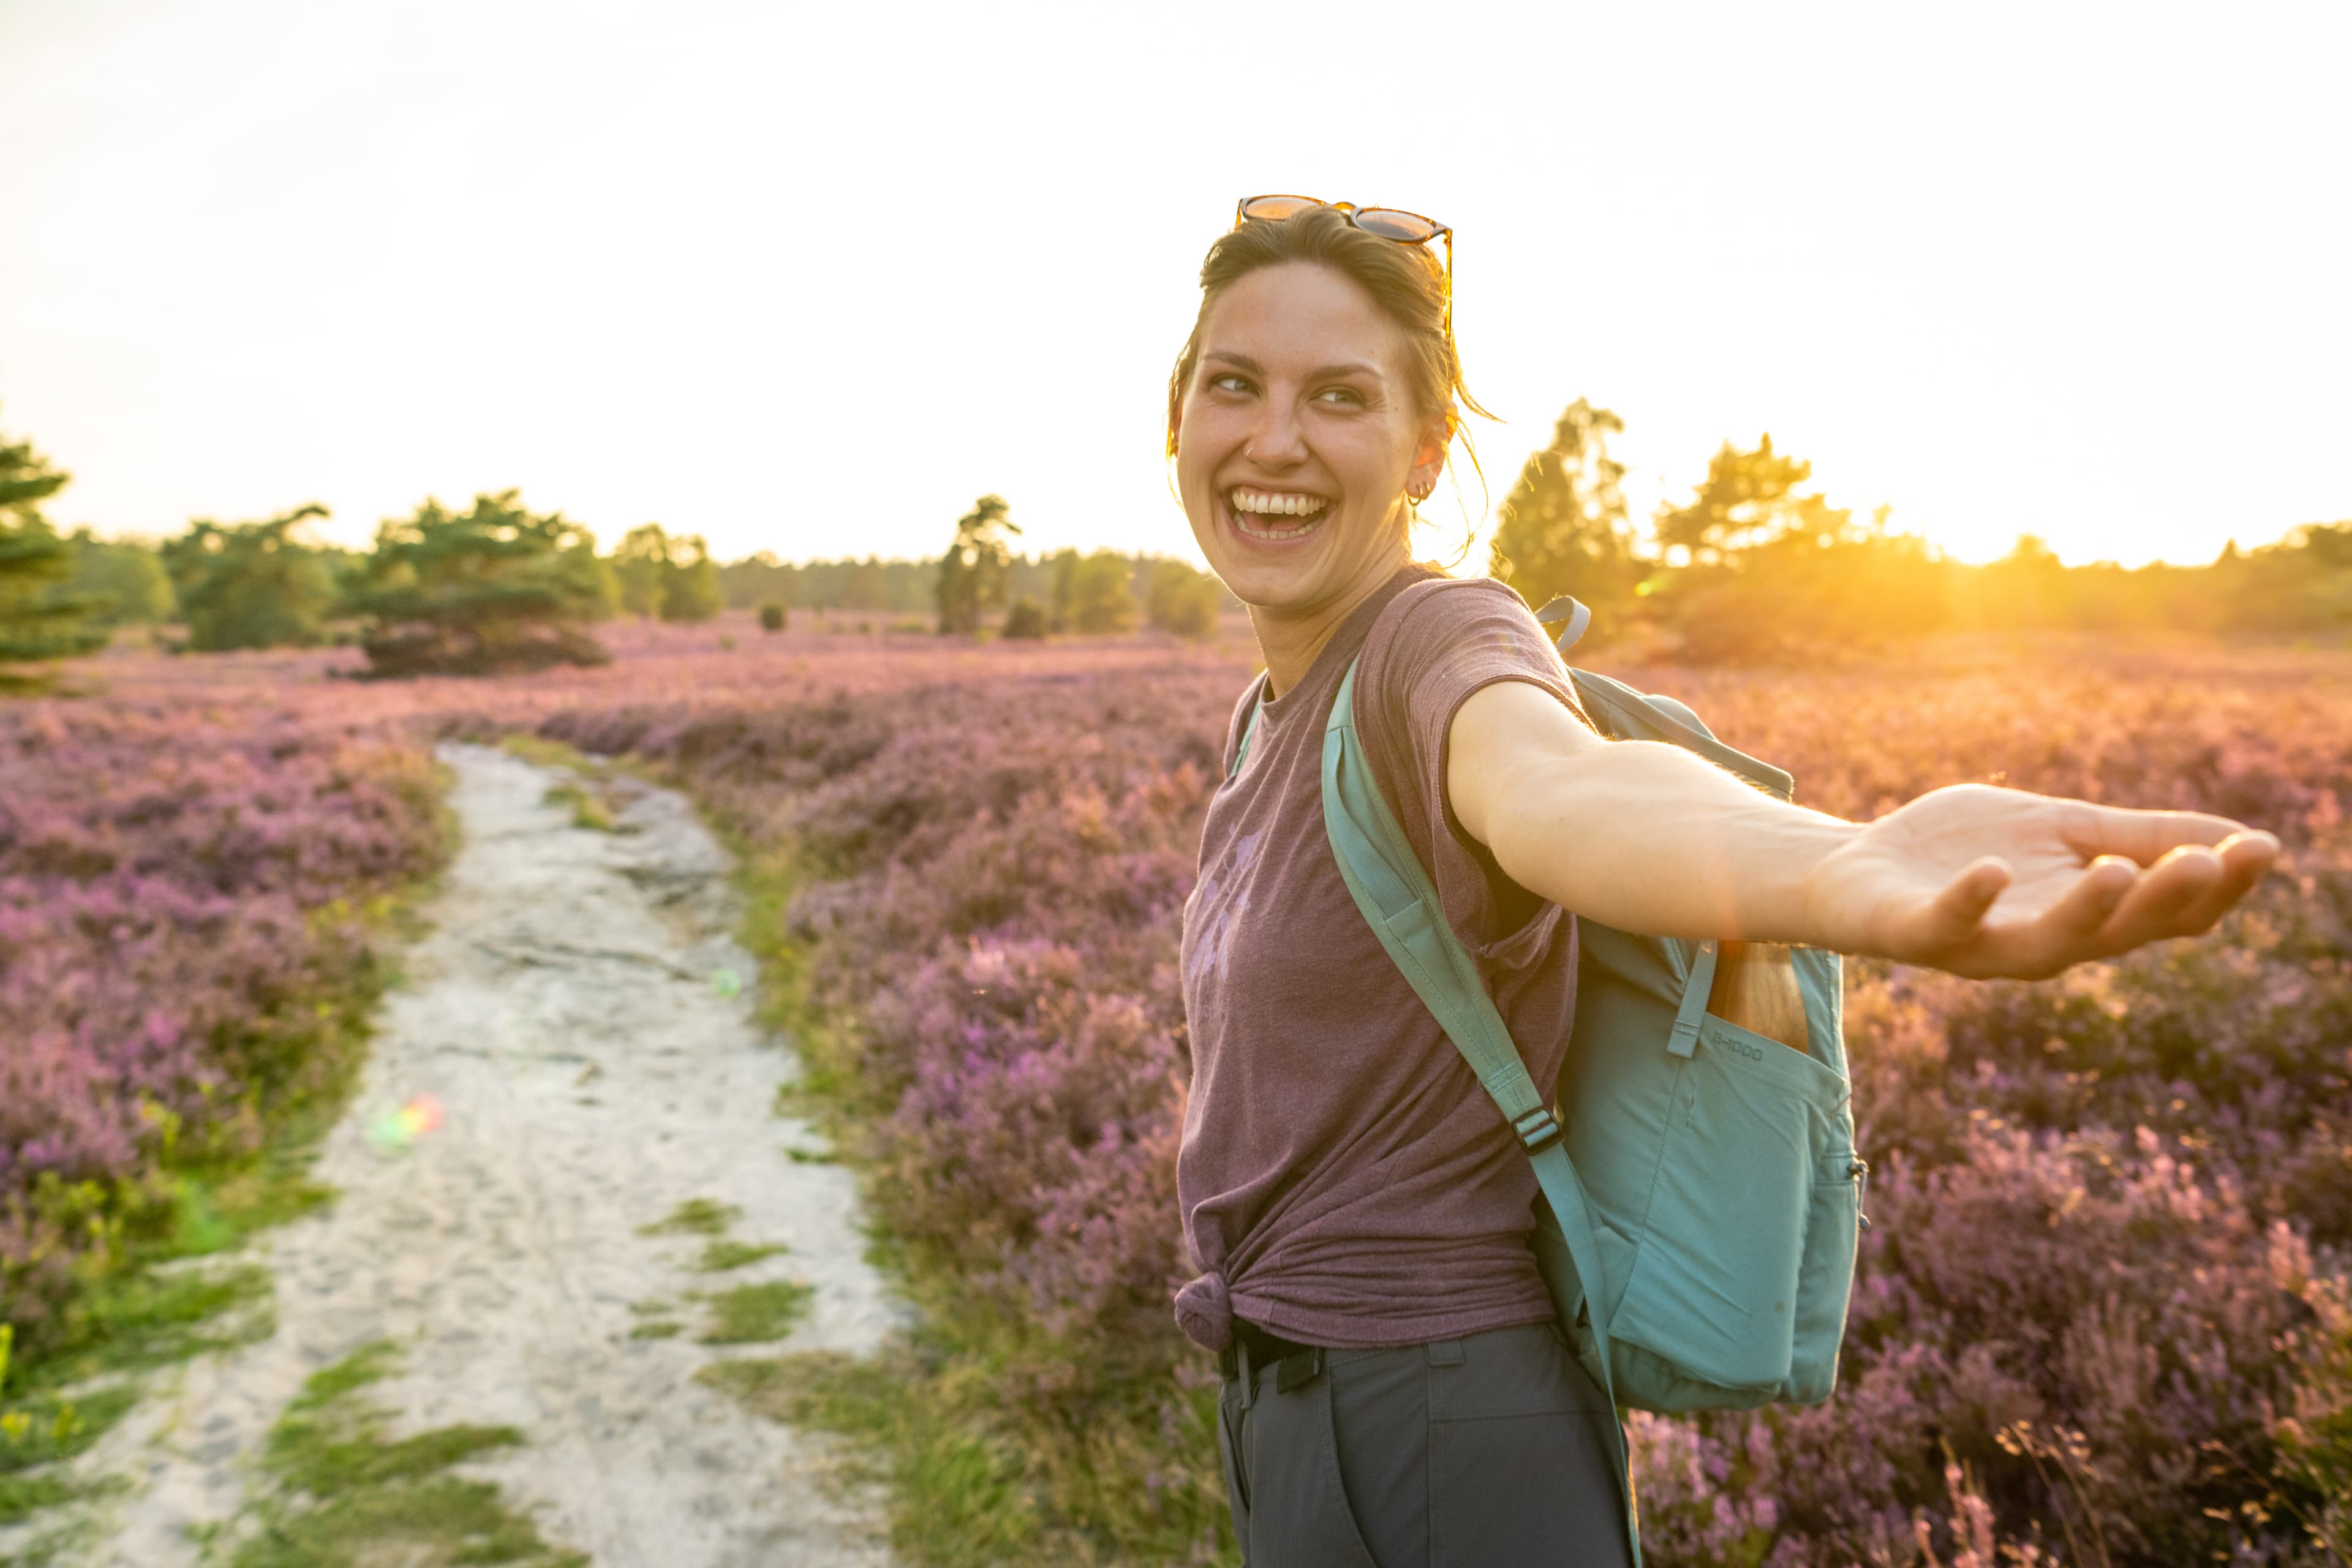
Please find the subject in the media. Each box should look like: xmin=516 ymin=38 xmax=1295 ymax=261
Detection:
xmin=1001 ymin=597 xmax=1047 ymax=639
xmin=1144 ymin=560 xmax=1220 ymax=639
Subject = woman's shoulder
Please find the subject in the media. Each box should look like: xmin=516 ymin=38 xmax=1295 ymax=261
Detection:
xmin=1364 ymin=570 xmax=1559 ymax=673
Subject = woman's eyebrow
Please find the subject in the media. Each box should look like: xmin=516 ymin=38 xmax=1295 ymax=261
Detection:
xmin=1202 ymin=349 xmax=1383 ymax=384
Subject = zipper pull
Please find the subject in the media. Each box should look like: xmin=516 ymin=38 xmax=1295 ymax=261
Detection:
xmin=1849 ymin=1158 xmax=1873 ymax=1232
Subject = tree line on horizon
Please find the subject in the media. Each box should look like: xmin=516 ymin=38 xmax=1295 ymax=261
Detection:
xmin=0 ymin=411 xmax=1232 ymax=684
xmin=1488 ymin=396 xmax=2352 ymax=661
xmin=3 ymin=398 xmax=2346 ymax=686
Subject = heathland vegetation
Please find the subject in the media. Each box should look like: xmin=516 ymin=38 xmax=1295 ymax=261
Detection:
xmin=6 ymin=390 xmax=2352 ymax=1562
xmin=10 ymin=615 xmax=2352 ymax=1564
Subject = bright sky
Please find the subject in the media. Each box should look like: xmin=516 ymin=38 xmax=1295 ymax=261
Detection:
xmin=2 ymin=1 xmax=2345 ymax=570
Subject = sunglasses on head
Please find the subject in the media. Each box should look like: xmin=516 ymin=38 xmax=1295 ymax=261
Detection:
xmin=1232 ymin=194 xmax=1450 ymax=247
xmin=1232 ymin=194 xmax=1455 ymax=328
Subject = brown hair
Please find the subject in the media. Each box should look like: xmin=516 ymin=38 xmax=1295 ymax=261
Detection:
xmin=1164 ymin=205 xmax=1490 ymax=483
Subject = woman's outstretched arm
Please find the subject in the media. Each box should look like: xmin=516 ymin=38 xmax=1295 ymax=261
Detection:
xmin=1446 ymin=679 xmax=2280 ymax=980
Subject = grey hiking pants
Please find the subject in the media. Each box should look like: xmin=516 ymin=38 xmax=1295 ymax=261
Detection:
xmin=1215 ymin=1320 xmax=1633 ymax=1568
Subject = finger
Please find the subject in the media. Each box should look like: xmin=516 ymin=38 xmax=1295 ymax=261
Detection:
xmin=1905 ymin=855 xmax=2011 ymax=952
xmin=2092 ymin=844 xmax=2223 ymax=951
xmin=2056 ymin=801 xmax=2258 ymax=869
xmin=1983 ymin=854 xmax=2136 ymax=974
xmin=2153 ymin=828 xmax=2282 ymax=936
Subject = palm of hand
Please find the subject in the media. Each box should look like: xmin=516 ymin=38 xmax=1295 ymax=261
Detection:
xmin=1810 ymin=784 xmax=2279 ymax=979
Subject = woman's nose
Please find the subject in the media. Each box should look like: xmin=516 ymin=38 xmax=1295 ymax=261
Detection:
xmin=1245 ymin=401 xmax=1310 ymax=468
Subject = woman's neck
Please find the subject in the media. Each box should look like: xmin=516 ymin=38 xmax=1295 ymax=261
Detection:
xmin=1248 ymin=546 xmax=1412 ymax=698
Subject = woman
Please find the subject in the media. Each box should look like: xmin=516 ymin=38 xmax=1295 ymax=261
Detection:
xmin=1168 ymin=198 xmax=2278 ymax=1567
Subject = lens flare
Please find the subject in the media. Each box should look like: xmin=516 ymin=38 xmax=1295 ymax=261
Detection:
xmin=366 ymin=1094 xmax=445 ymax=1152
xmin=712 ymin=967 xmax=743 ymax=998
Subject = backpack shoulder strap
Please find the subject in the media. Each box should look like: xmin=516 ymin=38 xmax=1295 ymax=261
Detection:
xmin=1229 ymin=674 xmax=1268 ymax=779
xmin=1319 ymin=657 xmax=1643 ymax=1566
xmin=1535 ymin=594 xmax=1794 ymax=802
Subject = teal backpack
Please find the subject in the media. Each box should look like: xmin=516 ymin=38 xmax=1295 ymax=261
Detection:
xmin=1238 ymin=594 xmax=1866 ymax=1564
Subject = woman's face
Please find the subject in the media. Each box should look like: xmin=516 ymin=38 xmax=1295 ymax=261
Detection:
xmin=1173 ymin=262 xmax=1446 ymax=620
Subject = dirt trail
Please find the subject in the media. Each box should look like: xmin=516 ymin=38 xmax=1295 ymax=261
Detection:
xmin=67 ymin=743 xmax=902 ymax=1566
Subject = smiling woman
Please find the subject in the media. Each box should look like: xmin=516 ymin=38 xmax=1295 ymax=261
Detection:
xmin=1167 ymin=202 xmax=1480 ymax=628
xmin=1163 ymin=198 xmax=2281 ymax=1568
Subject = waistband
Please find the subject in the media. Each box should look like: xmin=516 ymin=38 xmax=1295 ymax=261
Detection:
xmin=1216 ymin=1318 xmax=1322 ymax=1389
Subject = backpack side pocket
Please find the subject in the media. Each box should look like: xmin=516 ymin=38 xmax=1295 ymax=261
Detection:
xmin=1786 ymin=1148 xmax=1864 ymax=1403
xmin=1605 ymin=1012 xmax=1850 ymax=1396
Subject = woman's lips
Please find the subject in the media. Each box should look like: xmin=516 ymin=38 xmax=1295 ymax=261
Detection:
xmin=1222 ymin=491 xmax=1330 ymax=549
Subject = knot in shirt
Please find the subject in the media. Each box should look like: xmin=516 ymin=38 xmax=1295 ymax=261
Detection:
xmin=1174 ymin=1269 xmax=1233 ymax=1351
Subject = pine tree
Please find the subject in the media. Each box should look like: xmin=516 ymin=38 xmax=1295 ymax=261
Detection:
xmin=0 ymin=418 xmax=107 ymax=685
xmin=66 ymin=529 xmax=175 ymax=625
xmin=657 ymin=533 xmax=722 ymax=622
xmin=1487 ymin=398 xmax=1638 ymax=622
xmin=614 ymin=524 xmax=671 ymax=617
xmin=936 ymin=495 xmax=1020 ymax=634
xmin=161 ymin=503 xmax=339 ymax=652
xmin=1653 ymin=434 xmax=1823 ymax=566
xmin=344 ymin=491 xmax=612 ymax=677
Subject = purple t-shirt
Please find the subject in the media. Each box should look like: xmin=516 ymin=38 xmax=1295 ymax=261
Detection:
xmin=1174 ymin=567 xmax=1591 ymax=1351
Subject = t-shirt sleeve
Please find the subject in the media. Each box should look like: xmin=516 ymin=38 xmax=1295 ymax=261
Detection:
xmin=1353 ymin=576 xmax=1593 ymax=969
xmin=1218 ymin=673 xmax=1269 ymax=778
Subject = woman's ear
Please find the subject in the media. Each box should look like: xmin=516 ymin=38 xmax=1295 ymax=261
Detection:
xmin=1406 ymin=416 xmax=1449 ymax=500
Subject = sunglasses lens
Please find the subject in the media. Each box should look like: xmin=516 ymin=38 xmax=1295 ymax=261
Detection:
xmin=1239 ymin=195 xmax=1324 ymax=223
xmin=1353 ymin=208 xmax=1441 ymax=243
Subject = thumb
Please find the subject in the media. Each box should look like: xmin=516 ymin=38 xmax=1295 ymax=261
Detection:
xmin=1905 ymin=856 xmax=2011 ymax=954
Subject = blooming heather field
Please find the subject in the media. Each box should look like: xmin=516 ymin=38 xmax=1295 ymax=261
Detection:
xmin=12 ymin=616 xmax=2352 ymax=1564
xmin=541 ymin=625 xmax=2352 ymax=1566
xmin=0 ymin=691 xmax=445 ymax=1347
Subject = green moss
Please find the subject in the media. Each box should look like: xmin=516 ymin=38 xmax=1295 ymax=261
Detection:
xmin=698 ymin=1282 xmax=813 ymax=1345
xmin=0 ymin=1383 xmax=140 ymax=1526
xmin=627 ymin=1322 xmax=683 ymax=1341
xmin=231 ymin=1341 xmax=584 ymax=1568
xmin=693 ymin=1240 xmax=786 ymax=1274
xmin=541 ymin=781 xmax=616 ymax=833
xmin=699 ymin=1352 xmax=1040 ymax=1564
xmin=17 ymin=1265 xmax=273 ymax=1398
xmin=636 ymin=1198 xmax=740 ymax=1238
xmin=497 ymin=734 xmax=599 ymax=772
xmin=0 ymin=1470 xmax=79 ymax=1527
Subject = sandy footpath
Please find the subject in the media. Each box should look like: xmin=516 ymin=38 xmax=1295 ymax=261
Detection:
xmin=55 ymin=742 xmax=903 ymax=1566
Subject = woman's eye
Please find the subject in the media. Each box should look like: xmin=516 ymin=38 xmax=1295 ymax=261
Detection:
xmin=1210 ymin=374 xmax=1253 ymax=394
xmin=1314 ymin=386 xmax=1363 ymax=406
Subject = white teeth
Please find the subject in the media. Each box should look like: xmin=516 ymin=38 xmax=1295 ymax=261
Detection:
xmin=1229 ymin=492 xmax=1329 ymax=541
xmin=1227 ymin=487 xmax=1330 ymax=520
xmin=1235 ymin=512 xmax=1324 ymax=541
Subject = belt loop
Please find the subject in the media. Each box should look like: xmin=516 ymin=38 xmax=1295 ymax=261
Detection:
xmin=1237 ymin=1338 xmax=1256 ymax=1411
xmin=1427 ymin=1338 xmax=1466 ymax=1368
xmin=1275 ymin=1347 xmax=1325 ymax=1394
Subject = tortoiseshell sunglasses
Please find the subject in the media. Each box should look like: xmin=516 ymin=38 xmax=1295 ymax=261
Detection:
xmin=1232 ymin=194 xmax=1454 ymax=325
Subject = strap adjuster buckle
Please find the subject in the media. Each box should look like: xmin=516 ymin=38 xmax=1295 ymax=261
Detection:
xmin=1512 ymin=1107 xmax=1564 ymax=1156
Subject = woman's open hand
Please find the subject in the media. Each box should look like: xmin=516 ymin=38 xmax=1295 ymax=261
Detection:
xmin=1806 ymin=785 xmax=2281 ymax=978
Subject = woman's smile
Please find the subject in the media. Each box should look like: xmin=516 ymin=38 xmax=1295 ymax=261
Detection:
xmin=1172 ymin=263 xmax=1447 ymax=650
xmin=1223 ymin=486 xmax=1333 ymax=545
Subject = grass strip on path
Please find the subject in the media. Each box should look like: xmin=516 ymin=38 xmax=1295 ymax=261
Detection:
xmin=227 ymin=1341 xmax=584 ymax=1568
